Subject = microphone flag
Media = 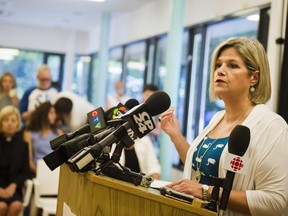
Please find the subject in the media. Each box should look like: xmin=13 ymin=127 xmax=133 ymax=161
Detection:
xmin=223 ymin=153 xmax=250 ymax=175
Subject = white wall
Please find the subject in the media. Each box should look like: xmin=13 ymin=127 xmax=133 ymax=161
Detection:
xmin=0 ymin=22 xmax=89 ymax=54
xmin=0 ymin=0 xmax=271 ymax=54
xmin=98 ymin=0 xmax=270 ymax=49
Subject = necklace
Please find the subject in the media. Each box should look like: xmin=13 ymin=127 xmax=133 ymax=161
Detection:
xmin=194 ymin=106 xmax=253 ymax=183
xmin=195 ymin=136 xmax=218 ymax=182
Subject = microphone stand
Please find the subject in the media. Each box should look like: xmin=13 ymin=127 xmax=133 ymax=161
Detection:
xmin=205 ymin=176 xmax=225 ymax=214
xmin=94 ymin=140 xmax=124 ymax=175
xmin=94 ymin=140 xmax=153 ymax=187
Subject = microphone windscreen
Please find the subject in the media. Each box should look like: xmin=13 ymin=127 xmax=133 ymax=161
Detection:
xmin=145 ymin=91 xmax=171 ymax=116
xmin=228 ymin=125 xmax=250 ymax=156
xmin=125 ymin=98 xmax=139 ymax=109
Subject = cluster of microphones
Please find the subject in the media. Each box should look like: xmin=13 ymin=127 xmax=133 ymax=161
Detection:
xmin=43 ymin=90 xmax=171 ymax=187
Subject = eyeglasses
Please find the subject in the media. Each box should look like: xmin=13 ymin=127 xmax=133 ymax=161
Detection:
xmin=38 ymin=78 xmax=51 ymax=82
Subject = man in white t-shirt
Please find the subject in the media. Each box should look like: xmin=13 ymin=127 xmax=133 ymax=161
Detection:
xmin=19 ymin=64 xmax=58 ymax=122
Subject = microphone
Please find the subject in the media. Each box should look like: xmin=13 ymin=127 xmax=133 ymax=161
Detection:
xmin=219 ymin=125 xmax=250 ymax=211
xmin=116 ymin=90 xmax=171 ymax=138
xmin=67 ymin=90 xmax=171 ymax=172
xmin=50 ymin=99 xmax=139 ymax=150
xmin=50 ymin=107 xmax=107 ymax=150
xmin=43 ymin=99 xmax=141 ymax=171
xmin=125 ymin=98 xmax=139 ymax=109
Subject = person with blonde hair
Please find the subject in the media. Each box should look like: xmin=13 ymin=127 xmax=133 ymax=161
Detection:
xmin=0 ymin=106 xmax=30 ymax=216
xmin=19 ymin=64 xmax=58 ymax=122
xmin=0 ymin=72 xmax=19 ymax=110
xmin=160 ymin=37 xmax=288 ymax=215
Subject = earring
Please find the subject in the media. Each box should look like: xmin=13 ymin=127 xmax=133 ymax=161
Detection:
xmin=250 ymin=86 xmax=256 ymax=93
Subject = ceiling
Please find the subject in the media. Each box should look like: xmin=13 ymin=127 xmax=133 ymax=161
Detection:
xmin=0 ymin=0 xmax=157 ymax=31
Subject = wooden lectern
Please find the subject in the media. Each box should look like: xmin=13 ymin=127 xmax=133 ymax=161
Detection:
xmin=56 ymin=164 xmax=217 ymax=216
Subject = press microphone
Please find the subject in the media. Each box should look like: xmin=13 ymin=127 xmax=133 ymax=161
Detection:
xmin=50 ymin=107 xmax=107 ymax=150
xmin=67 ymin=91 xmax=171 ymax=172
xmin=43 ymin=99 xmax=140 ymax=171
xmin=113 ymin=90 xmax=171 ymax=138
xmin=219 ymin=125 xmax=250 ymax=211
xmin=50 ymin=99 xmax=139 ymax=150
xmin=125 ymin=98 xmax=139 ymax=109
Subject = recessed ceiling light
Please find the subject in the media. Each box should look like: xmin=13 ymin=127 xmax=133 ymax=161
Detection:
xmin=87 ymin=0 xmax=106 ymax=2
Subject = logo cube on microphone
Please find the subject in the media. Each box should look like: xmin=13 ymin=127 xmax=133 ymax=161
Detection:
xmin=87 ymin=107 xmax=107 ymax=133
xmin=223 ymin=153 xmax=250 ymax=175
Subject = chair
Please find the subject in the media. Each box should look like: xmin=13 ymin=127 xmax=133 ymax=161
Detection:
xmin=18 ymin=179 xmax=33 ymax=216
xmin=33 ymin=159 xmax=59 ymax=216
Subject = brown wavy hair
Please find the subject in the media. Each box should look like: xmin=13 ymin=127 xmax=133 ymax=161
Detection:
xmin=26 ymin=102 xmax=57 ymax=132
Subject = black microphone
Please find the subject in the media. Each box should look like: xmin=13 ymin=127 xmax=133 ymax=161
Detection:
xmin=50 ymin=107 xmax=107 ymax=150
xmin=67 ymin=91 xmax=171 ymax=172
xmin=50 ymin=99 xmax=139 ymax=150
xmin=50 ymin=124 xmax=91 ymax=150
xmin=219 ymin=125 xmax=250 ymax=211
xmin=115 ymin=90 xmax=171 ymax=138
xmin=125 ymin=98 xmax=139 ymax=109
xmin=43 ymin=99 xmax=141 ymax=171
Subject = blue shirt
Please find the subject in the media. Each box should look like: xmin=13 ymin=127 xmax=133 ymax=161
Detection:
xmin=192 ymin=136 xmax=229 ymax=184
xmin=31 ymin=131 xmax=57 ymax=165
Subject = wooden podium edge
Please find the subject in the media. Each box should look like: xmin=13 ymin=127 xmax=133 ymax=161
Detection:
xmin=86 ymin=170 xmax=217 ymax=216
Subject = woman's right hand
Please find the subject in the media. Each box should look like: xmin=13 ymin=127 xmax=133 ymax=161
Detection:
xmin=160 ymin=108 xmax=182 ymax=139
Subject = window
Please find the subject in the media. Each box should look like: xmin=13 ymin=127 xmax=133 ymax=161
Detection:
xmin=186 ymin=31 xmax=205 ymax=144
xmin=89 ymin=53 xmax=99 ymax=104
xmin=44 ymin=53 xmax=64 ymax=89
xmin=72 ymin=55 xmax=91 ymax=100
xmin=0 ymin=49 xmax=43 ymax=98
xmin=154 ymin=36 xmax=167 ymax=91
xmin=106 ymin=47 xmax=123 ymax=96
xmin=123 ymin=41 xmax=147 ymax=102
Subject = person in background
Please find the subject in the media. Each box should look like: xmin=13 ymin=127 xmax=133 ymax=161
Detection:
xmin=0 ymin=72 xmax=19 ymax=111
xmin=160 ymin=37 xmax=288 ymax=215
xmin=19 ymin=64 xmax=58 ymax=123
xmin=53 ymin=91 xmax=95 ymax=132
xmin=106 ymin=80 xmax=130 ymax=110
xmin=0 ymin=106 xmax=30 ymax=216
xmin=23 ymin=102 xmax=62 ymax=175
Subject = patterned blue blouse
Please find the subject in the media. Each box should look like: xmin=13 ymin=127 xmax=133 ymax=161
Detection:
xmin=192 ymin=136 xmax=229 ymax=184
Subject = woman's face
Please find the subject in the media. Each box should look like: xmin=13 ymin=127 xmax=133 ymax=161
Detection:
xmin=2 ymin=113 xmax=19 ymax=137
xmin=1 ymin=75 xmax=14 ymax=92
xmin=48 ymin=106 xmax=57 ymax=125
xmin=214 ymin=47 xmax=252 ymax=100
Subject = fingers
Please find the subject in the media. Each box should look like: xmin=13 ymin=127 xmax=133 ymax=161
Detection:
xmin=163 ymin=107 xmax=174 ymax=116
xmin=165 ymin=179 xmax=184 ymax=188
xmin=159 ymin=107 xmax=175 ymax=122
